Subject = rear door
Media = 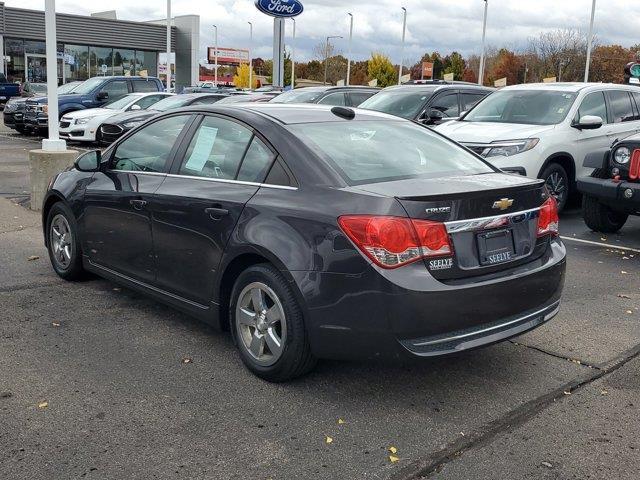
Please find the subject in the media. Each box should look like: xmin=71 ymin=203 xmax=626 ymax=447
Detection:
xmin=605 ymin=90 xmax=638 ymax=142
xmin=347 ymin=90 xmax=377 ymax=107
xmin=461 ymin=90 xmax=489 ymax=114
xmin=151 ymin=114 xmax=277 ymax=305
xmin=426 ymin=91 xmax=460 ymax=125
xmin=317 ymin=92 xmax=347 ymax=106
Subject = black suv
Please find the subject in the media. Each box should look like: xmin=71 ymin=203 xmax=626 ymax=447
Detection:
xmin=358 ymin=81 xmax=494 ymax=125
xmin=269 ymin=86 xmax=380 ymax=107
xmin=578 ymin=135 xmax=640 ymax=232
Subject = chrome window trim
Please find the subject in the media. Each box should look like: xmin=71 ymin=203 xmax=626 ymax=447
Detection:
xmin=110 ymin=169 xmax=298 ymax=191
xmin=444 ymin=207 xmax=541 ymax=233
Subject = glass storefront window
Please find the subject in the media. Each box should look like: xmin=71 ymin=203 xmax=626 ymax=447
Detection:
xmin=4 ymin=39 xmax=25 ymax=83
xmin=90 ymin=46 xmax=113 ymax=77
xmin=113 ymin=49 xmax=135 ymax=76
xmin=64 ymin=44 xmax=90 ymax=82
xmin=134 ymin=50 xmax=158 ymax=77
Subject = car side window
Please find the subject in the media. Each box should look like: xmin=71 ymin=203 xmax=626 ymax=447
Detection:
xmin=608 ymin=91 xmax=635 ymax=123
xmin=101 ymin=80 xmax=129 ymax=101
xmin=461 ymin=93 xmax=486 ymax=112
xmin=237 ymin=137 xmax=276 ymax=182
xmin=133 ymin=95 xmax=166 ymax=110
xmin=348 ymin=92 xmax=375 ymax=107
xmin=112 ymin=115 xmax=191 ymax=173
xmin=631 ymin=92 xmax=640 ymax=120
xmin=577 ymin=91 xmax=608 ymax=123
xmin=430 ymin=93 xmax=460 ymax=117
xmin=132 ymin=80 xmax=159 ymax=93
xmin=317 ymin=92 xmax=347 ymax=106
xmin=178 ymin=116 xmax=253 ymax=180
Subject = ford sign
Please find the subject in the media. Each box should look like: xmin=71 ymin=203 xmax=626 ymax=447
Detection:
xmin=255 ymin=0 xmax=304 ymax=18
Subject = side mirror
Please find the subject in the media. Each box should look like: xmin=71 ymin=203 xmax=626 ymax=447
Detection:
xmin=96 ymin=91 xmax=109 ymax=101
xmin=573 ymin=115 xmax=603 ymax=130
xmin=129 ymin=104 xmax=142 ymax=111
xmin=74 ymin=150 xmax=102 ymax=172
xmin=428 ymin=108 xmax=445 ymax=121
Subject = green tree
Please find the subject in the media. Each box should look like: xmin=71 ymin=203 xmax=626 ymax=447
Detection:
xmin=367 ymin=53 xmax=396 ymax=87
xmin=443 ymin=51 xmax=465 ymax=80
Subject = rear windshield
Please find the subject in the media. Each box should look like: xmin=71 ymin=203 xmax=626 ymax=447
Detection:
xmin=270 ymin=89 xmax=327 ymax=104
xmin=358 ymin=88 xmax=435 ymax=119
xmin=463 ymin=89 xmax=577 ymax=125
xmin=149 ymin=96 xmax=194 ymax=111
xmin=290 ymin=120 xmax=495 ymax=185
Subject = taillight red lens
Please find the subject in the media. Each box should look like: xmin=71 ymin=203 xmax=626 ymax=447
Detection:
xmin=338 ymin=215 xmax=453 ymax=269
xmin=537 ymin=197 xmax=559 ymax=237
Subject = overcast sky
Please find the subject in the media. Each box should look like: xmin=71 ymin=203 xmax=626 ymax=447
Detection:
xmin=5 ymin=0 xmax=640 ymax=65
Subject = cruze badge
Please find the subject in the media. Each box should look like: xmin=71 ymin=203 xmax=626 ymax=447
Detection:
xmin=425 ymin=206 xmax=451 ymax=214
xmin=492 ymin=198 xmax=514 ymax=211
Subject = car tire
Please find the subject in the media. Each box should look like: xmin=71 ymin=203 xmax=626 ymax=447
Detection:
xmin=540 ymin=163 xmax=570 ymax=212
xmin=582 ymin=195 xmax=628 ymax=233
xmin=230 ymin=264 xmax=317 ymax=382
xmin=46 ymin=202 xmax=85 ymax=281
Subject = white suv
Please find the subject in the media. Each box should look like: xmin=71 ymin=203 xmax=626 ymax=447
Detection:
xmin=436 ymin=83 xmax=640 ymax=210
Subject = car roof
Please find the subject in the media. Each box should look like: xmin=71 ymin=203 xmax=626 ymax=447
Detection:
xmin=500 ymin=82 xmax=640 ymax=93
xmin=382 ymin=84 xmax=494 ymax=93
xmin=189 ymin=103 xmax=405 ymax=125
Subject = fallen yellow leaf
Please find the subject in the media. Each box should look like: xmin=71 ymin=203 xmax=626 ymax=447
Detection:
xmin=388 ymin=446 xmax=397 ymax=454
xmin=389 ymin=455 xmax=400 ymax=463
xmin=52 ymin=322 xmax=60 ymax=327
xmin=337 ymin=418 xmax=345 ymax=424
xmin=38 ymin=401 xmax=48 ymax=409
xmin=325 ymin=436 xmax=333 ymax=444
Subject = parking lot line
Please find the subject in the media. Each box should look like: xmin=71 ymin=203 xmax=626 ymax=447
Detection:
xmin=560 ymin=235 xmax=640 ymax=253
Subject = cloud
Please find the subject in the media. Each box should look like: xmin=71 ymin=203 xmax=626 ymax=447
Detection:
xmin=5 ymin=0 xmax=640 ymax=65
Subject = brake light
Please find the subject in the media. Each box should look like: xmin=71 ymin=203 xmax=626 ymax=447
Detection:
xmin=537 ymin=197 xmax=559 ymax=237
xmin=338 ymin=215 xmax=452 ymax=269
xmin=630 ymin=149 xmax=640 ymax=180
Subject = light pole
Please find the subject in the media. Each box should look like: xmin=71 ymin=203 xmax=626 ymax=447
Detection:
xmin=43 ymin=0 xmax=64 ymax=150
xmin=213 ymin=25 xmax=218 ymax=87
xmin=346 ymin=13 xmax=353 ymax=86
xmin=584 ymin=0 xmax=596 ymax=82
xmin=166 ymin=0 xmax=171 ymax=92
xmin=398 ymin=7 xmax=407 ymax=85
xmin=248 ymin=21 xmax=253 ymax=90
xmin=478 ymin=0 xmax=488 ymax=86
xmin=291 ymin=18 xmax=296 ymax=88
xmin=324 ymin=35 xmax=342 ymax=85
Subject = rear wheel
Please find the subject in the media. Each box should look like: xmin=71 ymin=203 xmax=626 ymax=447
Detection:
xmin=541 ymin=163 xmax=570 ymax=211
xmin=582 ymin=195 xmax=628 ymax=233
xmin=46 ymin=202 xmax=85 ymax=280
xmin=230 ymin=264 xmax=316 ymax=382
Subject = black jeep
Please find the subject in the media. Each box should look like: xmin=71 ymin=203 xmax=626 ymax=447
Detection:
xmin=578 ymin=134 xmax=640 ymax=232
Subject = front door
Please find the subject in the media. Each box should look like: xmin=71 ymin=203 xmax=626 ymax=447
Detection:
xmin=572 ymin=91 xmax=610 ymax=178
xmin=82 ymin=114 xmax=193 ymax=283
xmin=152 ymin=114 xmax=276 ymax=305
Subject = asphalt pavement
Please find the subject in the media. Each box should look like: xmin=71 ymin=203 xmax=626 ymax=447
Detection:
xmin=1 ymin=123 xmax=639 ymax=480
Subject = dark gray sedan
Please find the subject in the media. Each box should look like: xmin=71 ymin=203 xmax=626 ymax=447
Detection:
xmin=42 ymin=104 xmax=566 ymax=381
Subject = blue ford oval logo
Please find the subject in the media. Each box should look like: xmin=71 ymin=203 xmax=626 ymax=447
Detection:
xmin=255 ymin=0 xmax=304 ymax=18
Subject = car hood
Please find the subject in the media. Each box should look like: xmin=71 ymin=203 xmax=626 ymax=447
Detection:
xmin=105 ymin=110 xmax=158 ymax=125
xmin=64 ymin=108 xmax=114 ymax=119
xmin=435 ymin=121 xmax=556 ymax=143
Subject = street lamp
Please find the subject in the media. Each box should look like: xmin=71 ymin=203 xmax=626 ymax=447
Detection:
xmin=291 ymin=18 xmax=296 ymax=89
xmin=584 ymin=0 xmax=596 ymax=82
xmin=248 ymin=21 xmax=253 ymax=90
xmin=213 ymin=25 xmax=218 ymax=87
xmin=398 ymin=7 xmax=407 ymax=85
xmin=478 ymin=0 xmax=489 ymax=86
xmin=324 ymin=35 xmax=342 ymax=85
xmin=346 ymin=13 xmax=353 ymax=86
xmin=43 ymin=0 xmax=64 ymax=151
xmin=166 ymin=0 xmax=171 ymax=92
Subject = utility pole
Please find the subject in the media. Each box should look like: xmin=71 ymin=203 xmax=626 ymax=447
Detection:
xmin=166 ymin=0 xmax=171 ymax=92
xmin=213 ymin=25 xmax=218 ymax=87
xmin=43 ymin=0 xmax=64 ymax=150
xmin=291 ymin=18 xmax=296 ymax=88
xmin=346 ymin=13 xmax=353 ymax=86
xmin=584 ymin=0 xmax=596 ymax=82
xmin=398 ymin=7 xmax=407 ymax=85
xmin=248 ymin=21 xmax=253 ymax=89
xmin=478 ymin=0 xmax=488 ymax=86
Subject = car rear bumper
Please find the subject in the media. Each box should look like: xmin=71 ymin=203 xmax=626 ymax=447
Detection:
xmin=578 ymin=177 xmax=640 ymax=209
xmin=292 ymin=239 xmax=566 ymax=361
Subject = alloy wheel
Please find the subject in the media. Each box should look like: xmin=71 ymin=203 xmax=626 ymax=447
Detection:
xmin=545 ymin=171 xmax=567 ymax=205
xmin=50 ymin=214 xmax=73 ymax=270
xmin=235 ymin=282 xmax=287 ymax=367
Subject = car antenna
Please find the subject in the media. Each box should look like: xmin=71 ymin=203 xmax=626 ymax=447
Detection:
xmin=331 ymin=106 xmax=356 ymax=120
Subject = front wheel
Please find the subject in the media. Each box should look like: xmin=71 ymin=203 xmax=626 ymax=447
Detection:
xmin=46 ymin=202 xmax=85 ymax=280
xmin=582 ymin=195 xmax=628 ymax=233
xmin=540 ymin=163 xmax=570 ymax=212
xmin=230 ymin=264 xmax=316 ymax=382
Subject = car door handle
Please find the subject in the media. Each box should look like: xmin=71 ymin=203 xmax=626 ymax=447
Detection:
xmin=130 ymin=199 xmax=147 ymax=210
xmin=205 ymin=207 xmax=229 ymax=219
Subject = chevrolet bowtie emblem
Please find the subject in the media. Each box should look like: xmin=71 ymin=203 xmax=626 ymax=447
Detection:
xmin=492 ymin=198 xmax=514 ymax=211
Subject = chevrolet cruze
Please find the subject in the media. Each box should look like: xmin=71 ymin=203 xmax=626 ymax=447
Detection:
xmin=42 ymin=104 xmax=566 ymax=381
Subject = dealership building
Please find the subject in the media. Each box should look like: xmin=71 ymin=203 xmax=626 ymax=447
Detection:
xmin=0 ymin=2 xmax=199 ymax=91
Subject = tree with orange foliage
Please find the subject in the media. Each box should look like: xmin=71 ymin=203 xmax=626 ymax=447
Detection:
xmin=589 ymin=45 xmax=634 ymax=83
xmin=489 ymin=49 xmax=523 ymax=86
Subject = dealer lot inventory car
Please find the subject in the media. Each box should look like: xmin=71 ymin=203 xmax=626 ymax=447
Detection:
xmin=98 ymin=93 xmax=228 ymax=144
xmin=358 ymin=81 xmax=494 ymax=125
xmin=42 ymin=104 xmax=566 ymax=381
xmin=578 ymin=133 xmax=640 ymax=232
xmin=59 ymin=92 xmax=173 ymax=142
xmin=436 ymin=83 xmax=640 ymax=211
xmin=269 ymin=86 xmax=379 ymax=107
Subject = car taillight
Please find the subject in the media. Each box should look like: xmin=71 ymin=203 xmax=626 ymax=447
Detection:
xmin=338 ymin=215 xmax=453 ymax=269
xmin=537 ymin=197 xmax=559 ymax=237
